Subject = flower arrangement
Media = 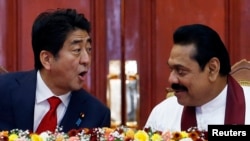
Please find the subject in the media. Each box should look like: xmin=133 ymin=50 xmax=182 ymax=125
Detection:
xmin=0 ymin=126 xmax=208 ymax=141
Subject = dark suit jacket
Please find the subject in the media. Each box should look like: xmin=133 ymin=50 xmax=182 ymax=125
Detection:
xmin=0 ymin=70 xmax=111 ymax=132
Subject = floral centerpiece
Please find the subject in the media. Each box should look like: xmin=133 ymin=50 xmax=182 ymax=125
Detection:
xmin=0 ymin=126 xmax=208 ymax=141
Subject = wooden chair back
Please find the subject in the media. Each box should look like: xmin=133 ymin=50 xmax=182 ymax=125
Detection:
xmin=230 ymin=59 xmax=250 ymax=86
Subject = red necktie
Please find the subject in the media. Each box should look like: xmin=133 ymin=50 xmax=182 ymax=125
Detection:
xmin=36 ymin=96 xmax=61 ymax=134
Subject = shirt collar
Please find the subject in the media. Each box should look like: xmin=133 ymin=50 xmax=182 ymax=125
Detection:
xmin=196 ymin=85 xmax=227 ymax=113
xmin=36 ymin=70 xmax=71 ymax=106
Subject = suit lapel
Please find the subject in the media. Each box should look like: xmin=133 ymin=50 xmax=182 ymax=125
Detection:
xmin=60 ymin=90 xmax=87 ymax=132
xmin=12 ymin=70 xmax=37 ymax=131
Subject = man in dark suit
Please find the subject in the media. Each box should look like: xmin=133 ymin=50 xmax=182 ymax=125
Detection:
xmin=0 ymin=8 xmax=110 ymax=133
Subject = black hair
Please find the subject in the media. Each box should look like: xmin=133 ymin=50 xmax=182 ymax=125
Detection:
xmin=32 ymin=8 xmax=90 ymax=70
xmin=173 ymin=24 xmax=231 ymax=76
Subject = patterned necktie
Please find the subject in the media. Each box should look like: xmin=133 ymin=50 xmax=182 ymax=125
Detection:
xmin=36 ymin=96 xmax=61 ymax=134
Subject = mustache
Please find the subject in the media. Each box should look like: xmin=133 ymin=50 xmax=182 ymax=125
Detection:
xmin=171 ymin=83 xmax=188 ymax=91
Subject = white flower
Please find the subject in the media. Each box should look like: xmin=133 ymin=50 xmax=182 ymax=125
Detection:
xmin=39 ymin=131 xmax=52 ymax=141
xmin=179 ymin=138 xmax=193 ymax=141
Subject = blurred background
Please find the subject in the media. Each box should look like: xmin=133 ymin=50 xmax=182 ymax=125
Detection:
xmin=1 ymin=0 xmax=250 ymax=129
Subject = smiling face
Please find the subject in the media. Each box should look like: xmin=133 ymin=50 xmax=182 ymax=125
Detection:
xmin=40 ymin=29 xmax=91 ymax=95
xmin=168 ymin=44 xmax=216 ymax=106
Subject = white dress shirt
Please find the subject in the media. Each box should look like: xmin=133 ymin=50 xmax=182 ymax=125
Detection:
xmin=145 ymin=85 xmax=250 ymax=132
xmin=33 ymin=71 xmax=71 ymax=132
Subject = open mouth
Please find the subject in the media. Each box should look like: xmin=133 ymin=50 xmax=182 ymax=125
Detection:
xmin=78 ymin=71 xmax=87 ymax=80
xmin=79 ymin=71 xmax=86 ymax=77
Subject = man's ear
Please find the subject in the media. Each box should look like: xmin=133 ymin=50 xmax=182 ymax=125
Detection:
xmin=40 ymin=50 xmax=53 ymax=70
xmin=208 ymin=57 xmax=220 ymax=81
